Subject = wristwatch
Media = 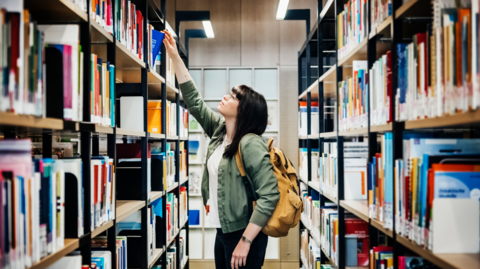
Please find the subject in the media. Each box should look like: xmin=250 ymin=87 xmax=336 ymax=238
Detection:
xmin=241 ymin=236 xmax=253 ymax=244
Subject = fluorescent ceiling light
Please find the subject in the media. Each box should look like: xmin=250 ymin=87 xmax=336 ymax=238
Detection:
xmin=202 ymin=21 xmax=215 ymax=38
xmin=276 ymin=0 xmax=290 ymax=20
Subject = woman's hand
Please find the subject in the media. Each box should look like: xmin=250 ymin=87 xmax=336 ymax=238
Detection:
xmin=162 ymin=30 xmax=179 ymax=59
xmin=231 ymin=240 xmax=250 ymax=269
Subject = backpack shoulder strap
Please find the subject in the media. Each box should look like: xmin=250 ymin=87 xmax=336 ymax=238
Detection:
xmin=235 ymin=145 xmax=246 ymax=177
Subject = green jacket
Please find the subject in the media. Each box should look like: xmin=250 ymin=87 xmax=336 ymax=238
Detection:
xmin=180 ymin=80 xmax=280 ymax=233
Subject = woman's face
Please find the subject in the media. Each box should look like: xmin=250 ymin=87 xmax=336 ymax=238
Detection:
xmin=217 ymin=92 xmax=239 ymax=119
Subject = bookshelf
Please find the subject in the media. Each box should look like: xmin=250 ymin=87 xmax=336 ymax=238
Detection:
xmin=297 ymin=0 xmax=480 ymax=268
xmin=0 ymin=0 xmax=191 ymax=269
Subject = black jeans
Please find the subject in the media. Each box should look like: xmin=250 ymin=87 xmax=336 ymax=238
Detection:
xmin=214 ymin=228 xmax=268 ymax=269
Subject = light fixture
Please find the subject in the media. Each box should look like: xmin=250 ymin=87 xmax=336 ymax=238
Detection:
xmin=202 ymin=21 xmax=215 ymax=38
xmin=276 ymin=0 xmax=290 ymax=20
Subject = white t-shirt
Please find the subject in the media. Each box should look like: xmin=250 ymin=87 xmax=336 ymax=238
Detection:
xmin=206 ymin=138 xmax=230 ymax=228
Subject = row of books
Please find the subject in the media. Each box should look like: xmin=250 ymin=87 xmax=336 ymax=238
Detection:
xmin=0 ymin=10 xmax=44 ymax=116
xmin=91 ymin=156 xmax=116 ymax=231
xmin=299 ymin=147 xmax=319 ymax=183
xmin=115 ymin=0 xmax=146 ymax=60
xmin=338 ymin=61 xmax=369 ymax=131
xmin=91 ymin=0 xmax=114 ymax=34
xmin=396 ymin=0 xmax=480 ymax=121
xmin=370 ymin=0 xmax=391 ymax=32
xmin=0 ymin=140 xmax=84 ymax=268
xmin=337 ymin=0 xmax=368 ymax=60
xmin=147 ymin=100 xmax=188 ymax=136
xmin=321 ymin=206 xmax=370 ymax=267
xmin=319 ymin=142 xmax=368 ymax=200
xmin=0 ymin=13 xmax=115 ymax=126
xmin=395 ymin=137 xmax=480 ymax=254
xmin=369 ymin=133 xmax=393 ymax=230
xmin=154 ymin=229 xmax=186 ymax=269
xmin=91 ymin=54 xmax=116 ymax=126
xmin=92 ymin=236 xmax=128 ymax=269
xmin=299 ymin=101 xmax=319 ymax=136
xmin=300 ymin=229 xmax=321 ymax=269
xmin=370 ymin=245 xmax=439 ymax=269
xmin=69 ymin=0 xmax=88 ymax=13
xmin=179 ymin=142 xmax=188 ymax=182
xmin=370 ymin=51 xmax=392 ymax=126
xmin=300 ymin=183 xmax=320 ymax=241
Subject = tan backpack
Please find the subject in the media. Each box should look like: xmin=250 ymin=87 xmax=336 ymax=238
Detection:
xmin=235 ymin=137 xmax=304 ymax=237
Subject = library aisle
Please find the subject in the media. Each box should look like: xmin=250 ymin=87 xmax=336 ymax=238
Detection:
xmin=1 ymin=0 xmax=480 ymax=269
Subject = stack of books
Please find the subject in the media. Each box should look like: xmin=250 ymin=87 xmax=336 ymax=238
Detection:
xmin=298 ymin=101 xmax=319 ymax=136
xmin=0 ymin=139 xmax=84 ymax=268
xmin=369 ymin=133 xmax=393 ymax=230
xmin=179 ymin=106 xmax=189 ymax=138
xmin=91 ymin=54 xmax=115 ymax=126
xmin=320 ymin=205 xmax=338 ymax=263
xmin=370 ymin=246 xmax=393 ymax=269
xmin=395 ymin=137 xmax=480 ymax=253
xmin=179 ymin=142 xmax=188 ymax=181
xmin=370 ymin=51 xmax=393 ymax=126
xmin=337 ymin=0 xmax=368 ymax=60
xmin=338 ymin=61 xmax=369 ymax=131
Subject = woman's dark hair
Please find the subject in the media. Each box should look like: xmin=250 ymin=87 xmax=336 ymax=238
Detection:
xmin=223 ymin=85 xmax=268 ymax=158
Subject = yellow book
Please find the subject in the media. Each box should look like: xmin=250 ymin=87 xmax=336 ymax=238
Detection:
xmin=387 ymin=257 xmax=393 ymax=269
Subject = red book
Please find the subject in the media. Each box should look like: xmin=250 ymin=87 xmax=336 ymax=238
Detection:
xmin=64 ymin=45 xmax=73 ymax=120
xmin=386 ymin=50 xmax=392 ymax=123
xmin=136 ymin=10 xmax=143 ymax=59
xmin=94 ymin=164 xmax=99 ymax=207
xmin=9 ymin=13 xmax=20 ymax=112
xmin=345 ymin=218 xmax=369 ymax=266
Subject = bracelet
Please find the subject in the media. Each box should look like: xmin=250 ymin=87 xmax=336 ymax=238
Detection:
xmin=241 ymin=236 xmax=252 ymax=244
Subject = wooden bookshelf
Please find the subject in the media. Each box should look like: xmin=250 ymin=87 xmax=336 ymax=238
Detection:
xmin=180 ymin=177 xmax=189 ymax=185
xmin=321 ymin=247 xmax=336 ymax=267
xmin=181 ymin=256 xmax=189 ymax=269
xmin=116 ymin=200 xmax=146 ymax=222
xmin=371 ymin=219 xmax=393 ymax=238
xmin=395 ymin=0 xmax=432 ymax=19
xmin=298 ymin=79 xmax=319 ymax=101
xmin=299 ymin=135 xmax=308 ymax=140
xmin=396 ymin=234 xmax=480 ymax=269
xmin=307 ymin=134 xmax=320 ymax=139
xmin=323 ymin=192 xmax=338 ymax=205
xmin=308 ymin=181 xmax=320 ymax=192
xmin=149 ymin=132 xmax=166 ymax=139
xmin=24 ymin=0 xmax=88 ymax=22
xmin=338 ymin=127 xmax=369 ymax=137
xmin=149 ymin=247 xmax=165 ymax=268
xmin=167 ymin=182 xmax=179 ymax=193
xmin=337 ymin=39 xmax=368 ymax=67
xmin=116 ymin=127 xmax=146 ymax=137
xmin=340 ymin=200 xmax=369 ymax=222
xmin=150 ymin=191 xmax=165 ymax=204
xmin=299 ymin=175 xmax=309 ymax=185
xmin=320 ymin=131 xmax=337 ymax=138
xmin=369 ymin=16 xmax=392 ymax=40
xmin=91 ymin=20 xmax=114 ymax=43
xmin=28 ymin=239 xmax=80 ymax=269
xmin=92 ymin=220 xmax=115 ymax=238
xmin=167 ymin=135 xmax=179 ymax=140
xmin=0 ymin=112 xmax=64 ymax=130
xmin=370 ymin=123 xmax=392 ymax=132
xmin=78 ymin=123 xmax=114 ymax=134
xmin=405 ymin=110 xmax=480 ymax=130
xmin=115 ymin=41 xmax=146 ymax=69
xmin=180 ymin=136 xmax=189 ymax=141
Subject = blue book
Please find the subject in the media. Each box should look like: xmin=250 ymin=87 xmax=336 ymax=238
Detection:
xmin=434 ymin=171 xmax=480 ymax=199
xmin=384 ymin=133 xmax=394 ymax=229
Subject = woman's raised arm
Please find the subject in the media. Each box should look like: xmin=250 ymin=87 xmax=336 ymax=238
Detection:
xmin=162 ymin=30 xmax=223 ymax=137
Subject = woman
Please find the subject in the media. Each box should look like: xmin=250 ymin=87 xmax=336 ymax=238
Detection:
xmin=163 ymin=30 xmax=280 ymax=269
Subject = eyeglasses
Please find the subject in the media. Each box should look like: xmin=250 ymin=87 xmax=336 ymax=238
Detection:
xmin=226 ymin=93 xmax=237 ymax=101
